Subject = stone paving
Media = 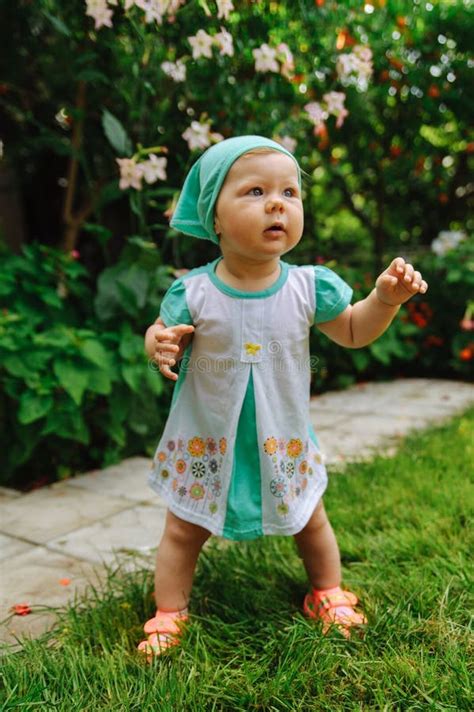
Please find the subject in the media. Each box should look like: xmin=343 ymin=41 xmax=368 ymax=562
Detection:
xmin=1 ymin=378 xmax=473 ymax=652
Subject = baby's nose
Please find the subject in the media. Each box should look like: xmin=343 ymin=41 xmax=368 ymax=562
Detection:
xmin=265 ymin=197 xmax=284 ymax=211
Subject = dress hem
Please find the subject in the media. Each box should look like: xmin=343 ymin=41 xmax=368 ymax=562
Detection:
xmin=148 ymin=470 xmax=327 ymax=540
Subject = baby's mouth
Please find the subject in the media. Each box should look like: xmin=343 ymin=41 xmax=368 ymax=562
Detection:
xmin=264 ymin=223 xmax=286 ymax=234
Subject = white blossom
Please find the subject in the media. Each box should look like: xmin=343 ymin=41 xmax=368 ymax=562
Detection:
xmin=142 ymin=0 xmax=167 ymax=24
xmin=336 ymin=45 xmax=373 ymax=90
xmin=161 ymin=58 xmax=187 ymax=81
xmin=431 ymin=230 xmax=466 ymax=256
xmin=276 ymin=42 xmax=294 ymax=79
xmin=116 ymin=158 xmax=143 ymax=190
xmin=139 ymin=155 xmax=167 ymax=184
xmin=215 ymin=27 xmax=234 ymax=57
xmin=188 ymin=29 xmax=214 ymax=59
xmin=182 ymin=121 xmax=223 ymax=151
xmin=85 ymin=0 xmax=113 ymax=29
xmin=304 ymin=102 xmax=328 ymax=128
xmin=323 ymin=91 xmax=349 ymax=128
xmin=253 ymin=44 xmax=279 ymax=73
xmin=216 ymin=0 xmax=234 ymax=20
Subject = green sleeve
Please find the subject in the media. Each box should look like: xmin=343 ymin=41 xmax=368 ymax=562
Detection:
xmin=314 ymin=266 xmax=353 ymax=324
xmin=159 ymin=278 xmax=193 ymax=326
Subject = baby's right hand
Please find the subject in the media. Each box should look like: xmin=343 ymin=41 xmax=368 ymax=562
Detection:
xmin=145 ymin=319 xmax=195 ymax=381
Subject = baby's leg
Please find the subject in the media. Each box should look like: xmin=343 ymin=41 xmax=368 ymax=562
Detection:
xmin=154 ymin=509 xmax=212 ymax=611
xmin=293 ymin=499 xmax=341 ymax=589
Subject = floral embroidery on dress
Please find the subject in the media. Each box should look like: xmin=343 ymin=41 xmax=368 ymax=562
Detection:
xmin=152 ymin=434 xmax=228 ymax=516
xmin=190 ymin=483 xmax=205 ymax=500
xmin=262 ymin=436 xmax=324 ymax=517
xmin=206 ymin=437 xmax=217 ymax=454
xmin=176 ymin=459 xmax=186 ymax=474
xmin=188 ymin=437 xmax=206 ymax=457
xmin=264 ymin=437 xmax=278 ymax=455
xmin=270 ymin=477 xmax=288 ymax=498
xmin=287 ymin=438 xmax=303 ymax=458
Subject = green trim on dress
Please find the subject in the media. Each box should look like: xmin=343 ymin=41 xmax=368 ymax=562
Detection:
xmin=208 ymin=257 xmax=289 ymax=299
xmin=222 ymin=369 xmax=264 ymax=540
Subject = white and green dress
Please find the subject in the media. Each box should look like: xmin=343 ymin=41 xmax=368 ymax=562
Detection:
xmin=149 ymin=256 xmax=352 ymax=540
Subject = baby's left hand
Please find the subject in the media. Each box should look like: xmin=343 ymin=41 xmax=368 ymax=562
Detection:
xmin=375 ymin=257 xmax=428 ymax=306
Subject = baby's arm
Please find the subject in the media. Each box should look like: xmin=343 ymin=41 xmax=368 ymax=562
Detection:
xmin=317 ymin=257 xmax=428 ymax=348
xmin=145 ymin=318 xmax=195 ymax=381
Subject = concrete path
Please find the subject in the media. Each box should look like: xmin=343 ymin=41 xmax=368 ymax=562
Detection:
xmin=1 ymin=378 xmax=473 ymax=652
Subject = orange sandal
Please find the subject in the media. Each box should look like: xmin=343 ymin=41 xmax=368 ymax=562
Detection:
xmin=137 ymin=608 xmax=188 ymax=661
xmin=303 ymin=586 xmax=367 ymax=639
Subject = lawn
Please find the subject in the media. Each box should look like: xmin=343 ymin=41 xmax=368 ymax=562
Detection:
xmin=1 ymin=409 xmax=473 ymax=711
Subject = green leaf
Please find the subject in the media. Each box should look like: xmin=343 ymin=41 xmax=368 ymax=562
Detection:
xmin=79 ymin=339 xmax=111 ymax=368
xmin=119 ymin=332 xmax=145 ymax=360
xmin=87 ymin=369 xmax=112 ymax=395
xmin=106 ymin=418 xmax=126 ymax=446
xmin=18 ymin=392 xmax=53 ymax=424
xmin=43 ymin=11 xmax=71 ymax=37
xmin=3 ymin=356 xmax=32 ymax=379
xmin=369 ymin=339 xmax=391 ymax=365
xmin=145 ymin=366 xmax=163 ymax=395
xmin=102 ymin=109 xmax=132 ymax=156
xmin=76 ymin=69 xmax=109 ymax=84
xmin=53 ymin=360 xmax=90 ymax=406
xmin=121 ymin=363 xmax=143 ymax=393
xmin=351 ymin=349 xmax=370 ymax=372
xmin=108 ymin=386 xmax=130 ymax=422
xmin=42 ymin=407 xmax=90 ymax=444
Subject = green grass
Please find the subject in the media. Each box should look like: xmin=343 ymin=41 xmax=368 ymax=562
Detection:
xmin=1 ymin=410 xmax=473 ymax=711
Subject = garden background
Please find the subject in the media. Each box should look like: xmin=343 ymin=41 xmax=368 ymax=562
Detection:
xmin=0 ymin=0 xmax=472 ymax=491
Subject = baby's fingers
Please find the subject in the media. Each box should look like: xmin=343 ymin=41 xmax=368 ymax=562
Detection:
xmin=160 ymin=363 xmax=178 ymax=382
xmin=411 ymin=272 xmax=428 ymax=294
xmin=154 ymin=340 xmax=179 ymax=354
xmin=388 ymin=256 xmax=406 ymax=276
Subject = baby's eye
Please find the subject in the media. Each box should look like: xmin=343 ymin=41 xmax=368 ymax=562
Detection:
xmin=248 ymin=187 xmax=297 ymax=197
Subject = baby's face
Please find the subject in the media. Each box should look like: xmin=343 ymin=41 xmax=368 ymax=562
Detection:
xmin=214 ymin=151 xmax=304 ymax=262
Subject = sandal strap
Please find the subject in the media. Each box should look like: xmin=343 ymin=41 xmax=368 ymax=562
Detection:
xmin=312 ymin=588 xmax=358 ymax=612
xmin=143 ymin=609 xmax=188 ymax=635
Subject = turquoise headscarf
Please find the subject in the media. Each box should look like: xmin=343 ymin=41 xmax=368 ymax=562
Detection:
xmin=170 ymin=135 xmax=301 ymax=245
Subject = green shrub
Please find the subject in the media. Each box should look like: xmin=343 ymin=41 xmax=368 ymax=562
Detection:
xmin=0 ymin=240 xmax=174 ymax=489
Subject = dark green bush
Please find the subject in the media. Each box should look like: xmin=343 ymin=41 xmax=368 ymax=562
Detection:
xmin=0 ymin=240 xmax=174 ymax=489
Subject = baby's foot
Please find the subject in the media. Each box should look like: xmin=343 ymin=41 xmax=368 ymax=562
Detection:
xmin=137 ymin=608 xmax=188 ymax=661
xmin=303 ymin=586 xmax=367 ymax=638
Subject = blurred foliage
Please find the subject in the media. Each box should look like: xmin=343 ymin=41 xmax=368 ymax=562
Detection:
xmin=0 ymin=240 xmax=175 ymax=488
xmin=1 ymin=0 xmax=472 ymax=268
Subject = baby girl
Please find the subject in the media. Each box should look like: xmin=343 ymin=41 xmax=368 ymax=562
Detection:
xmin=139 ymin=135 xmax=428 ymax=659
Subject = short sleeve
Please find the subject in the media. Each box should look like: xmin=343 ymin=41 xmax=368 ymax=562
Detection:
xmin=314 ymin=266 xmax=353 ymax=324
xmin=159 ymin=279 xmax=193 ymax=326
